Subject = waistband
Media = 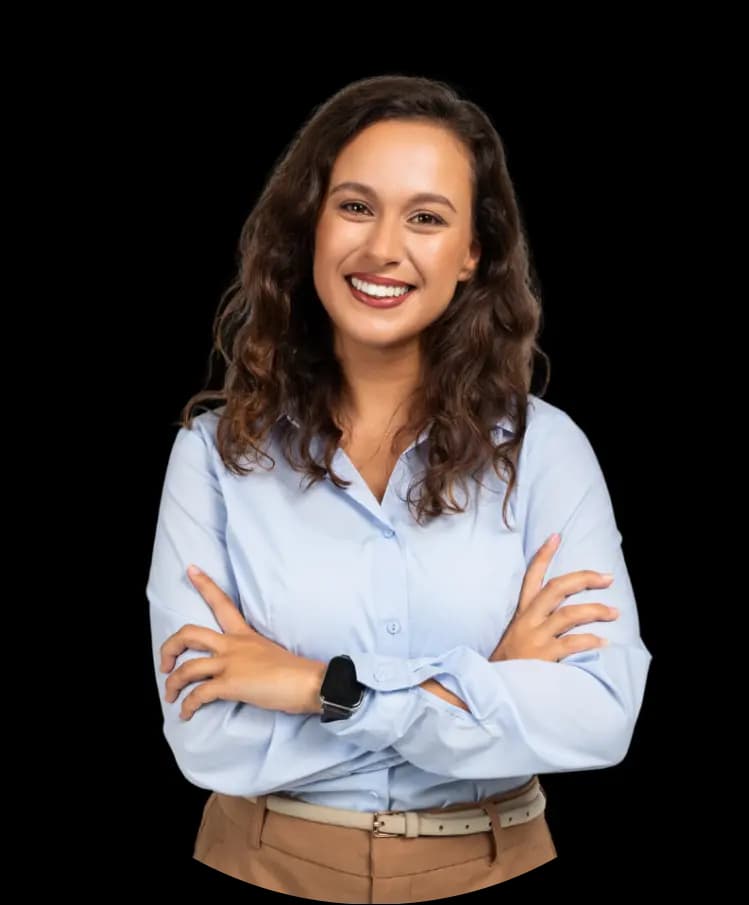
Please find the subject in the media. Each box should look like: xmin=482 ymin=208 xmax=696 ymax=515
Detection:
xmin=245 ymin=776 xmax=545 ymax=839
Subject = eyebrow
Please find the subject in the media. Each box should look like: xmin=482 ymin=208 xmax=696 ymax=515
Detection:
xmin=329 ymin=181 xmax=457 ymax=214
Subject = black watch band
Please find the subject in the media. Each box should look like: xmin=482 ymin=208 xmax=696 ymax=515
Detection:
xmin=319 ymin=655 xmax=366 ymax=723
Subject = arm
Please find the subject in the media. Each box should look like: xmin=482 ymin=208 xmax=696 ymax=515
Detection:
xmin=320 ymin=409 xmax=653 ymax=778
xmin=147 ymin=423 xmax=408 ymax=797
xmin=419 ymin=678 xmax=469 ymax=711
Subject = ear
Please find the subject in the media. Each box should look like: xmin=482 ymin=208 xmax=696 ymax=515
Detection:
xmin=458 ymin=238 xmax=481 ymax=282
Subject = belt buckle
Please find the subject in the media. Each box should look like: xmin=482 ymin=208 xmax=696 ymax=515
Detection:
xmin=373 ymin=811 xmax=401 ymax=837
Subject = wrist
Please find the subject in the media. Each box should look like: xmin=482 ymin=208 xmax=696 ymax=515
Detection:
xmin=419 ymin=677 xmax=470 ymax=712
xmin=303 ymin=658 xmax=328 ymax=715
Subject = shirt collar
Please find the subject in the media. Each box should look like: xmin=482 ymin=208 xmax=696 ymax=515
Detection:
xmin=277 ymin=407 xmax=517 ymax=443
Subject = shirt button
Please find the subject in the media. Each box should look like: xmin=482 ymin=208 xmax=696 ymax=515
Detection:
xmin=383 ymin=528 xmax=395 ymax=538
xmin=369 ymin=790 xmax=378 ymax=798
xmin=386 ymin=621 xmax=401 ymax=634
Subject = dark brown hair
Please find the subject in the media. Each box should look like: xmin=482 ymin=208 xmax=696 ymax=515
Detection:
xmin=178 ymin=73 xmax=550 ymax=529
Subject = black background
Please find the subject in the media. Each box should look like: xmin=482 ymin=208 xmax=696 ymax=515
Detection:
xmin=86 ymin=56 xmax=696 ymax=898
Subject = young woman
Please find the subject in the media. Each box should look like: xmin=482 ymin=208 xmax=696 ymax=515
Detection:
xmin=148 ymin=73 xmax=652 ymax=901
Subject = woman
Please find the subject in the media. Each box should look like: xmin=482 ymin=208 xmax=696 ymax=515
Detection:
xmin=147 ymin=73 xmax=652 ymax=901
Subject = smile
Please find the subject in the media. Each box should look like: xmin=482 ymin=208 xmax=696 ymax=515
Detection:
xmin=344 ymin=276 xmax=416 ymax=309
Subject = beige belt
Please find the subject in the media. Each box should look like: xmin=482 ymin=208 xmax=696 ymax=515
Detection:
xmin=245 ymin=776 xmax=545 ymax=838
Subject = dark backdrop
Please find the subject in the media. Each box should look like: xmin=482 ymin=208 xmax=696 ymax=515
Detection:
xmin=102 ymin=64 xmax=683 ymax=897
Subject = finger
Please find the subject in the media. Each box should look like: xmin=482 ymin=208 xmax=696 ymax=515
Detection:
xmin=187 ymin=566 xmax=252 ymax=635
xmin=517 ymin=533 xmax=560 ymax=612
xmin=547 ymin=602 xmax=619 ymax=636
xmin=180 ymin=680 xmax=224 ymax=721
xmin=165 ymin=655 xmax=223 ymax=703
xmin=555 ymin=632 xmax=610 ymax=661
xmin=539 ymin=571 xmax=615 ymax=618
xmin=160 ymin=624 xmax=223 ymax=673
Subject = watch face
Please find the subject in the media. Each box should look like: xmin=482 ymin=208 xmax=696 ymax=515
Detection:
xmin=321 ymin=656 xmax=363 ymax=707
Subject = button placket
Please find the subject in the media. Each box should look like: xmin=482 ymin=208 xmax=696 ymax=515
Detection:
xmin=373 ymin=517 xmax=408 ymax=686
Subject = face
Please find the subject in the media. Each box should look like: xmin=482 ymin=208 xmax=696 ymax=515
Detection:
xmin=313 ymin=119 xmax=480 ymax=359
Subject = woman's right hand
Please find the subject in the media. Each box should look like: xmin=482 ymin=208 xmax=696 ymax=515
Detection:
xmin=489 ymin=534 xmax=619 ymax=663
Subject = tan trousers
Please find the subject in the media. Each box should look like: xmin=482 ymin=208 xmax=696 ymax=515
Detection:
xmin=193 ymin=776 xmax=558 ymax=902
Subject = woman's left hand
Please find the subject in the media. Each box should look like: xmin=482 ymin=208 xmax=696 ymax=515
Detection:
xmin=159 ymin=566 xmax=325 ymax=720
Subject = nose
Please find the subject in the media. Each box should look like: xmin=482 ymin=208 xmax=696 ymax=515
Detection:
xmin=363 ymin=211 xmax=407 ymax=262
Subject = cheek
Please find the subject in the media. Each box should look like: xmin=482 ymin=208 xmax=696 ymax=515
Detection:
xmin=313 ymin=237 xmax=351 ymax=293
xmin=312 ymin=261 xmax=346 ymax=315
xmin=315 ymin=214 xmax=357 ymax=259
xmin=424 ymin=236 xmax=468 ymax=274
xmin=417 ymin=290 xmax=459 ymax=327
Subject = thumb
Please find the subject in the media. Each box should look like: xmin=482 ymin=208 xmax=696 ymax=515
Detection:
xmin=187 ymin=565 xmax=254 ymax=635
xmin=516 ymin=533 xmax=560 ymax=613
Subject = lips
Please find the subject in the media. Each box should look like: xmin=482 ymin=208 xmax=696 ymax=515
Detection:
xmin=344 ymin=275 xmax=416 ymax=309
xmin=346 ymin=273 xmax=416 ymax=289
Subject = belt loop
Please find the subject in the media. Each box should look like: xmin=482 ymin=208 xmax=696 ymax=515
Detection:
xmin=247 ymin=794 xmax=269 ymax=850
xmin=482 ymin=799 xmax=504 ymax=867
xmin=404 ymin=811 xmax=420 ymax=838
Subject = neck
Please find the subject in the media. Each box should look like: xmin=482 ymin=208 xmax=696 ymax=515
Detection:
xmin=334 ymin=338 xmax=423 ymax=433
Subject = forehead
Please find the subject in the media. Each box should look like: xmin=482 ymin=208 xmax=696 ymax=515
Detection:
xmin=330 ymin=120 xmax=473 ymax=202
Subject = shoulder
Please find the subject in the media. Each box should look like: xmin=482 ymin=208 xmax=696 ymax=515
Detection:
xmin=189 ymin=406 xmax=222 ymax=440
xmin=172 ymin=405 xmax=274 ymax=475
xmin=170 ymin=407 xmax=223 ymax=468
xmin=519 ymin=394 xmax=602 ymax=478
xmin=498 ymin=393 xmax=578 ymax=441
xmin=525 ymin=393 xmax=583 ymax=439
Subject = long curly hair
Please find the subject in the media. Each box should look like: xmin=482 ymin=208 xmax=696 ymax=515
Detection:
xmin=178 ymin=73 xmax=550 ymax=529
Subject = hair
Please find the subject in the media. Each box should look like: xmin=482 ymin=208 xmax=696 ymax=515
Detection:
xmin=177 ymin=73 xmax=550 ymax=529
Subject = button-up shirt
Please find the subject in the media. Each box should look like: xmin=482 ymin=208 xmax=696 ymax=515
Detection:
xmin=147 ymin=394 xmax=652 ymax=811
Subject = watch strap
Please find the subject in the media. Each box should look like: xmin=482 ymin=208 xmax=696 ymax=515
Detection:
xmin=319 ymin=655 xmax=366 ymax=722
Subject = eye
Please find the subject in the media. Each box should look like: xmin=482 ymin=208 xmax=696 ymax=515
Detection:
xmin=338 ymin=202 xmax=445 ymax=226
xmin=412 ymin=212 xmax=444 ymax=226
xmin=340 ymin=201 xmax=370 ymax=216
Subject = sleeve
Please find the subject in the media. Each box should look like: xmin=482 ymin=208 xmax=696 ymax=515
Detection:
xmin=146 ymin=422 xmax=408 ymax=797
xmin=320 ymin=410 xmax=653 ymax=779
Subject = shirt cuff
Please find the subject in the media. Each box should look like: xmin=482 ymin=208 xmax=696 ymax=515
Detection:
xmin=347 ymin=646 xmax=501 ymax=721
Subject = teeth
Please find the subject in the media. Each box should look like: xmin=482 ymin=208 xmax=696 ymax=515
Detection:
xmin=350 ymin=276 xmax=412 ymax=298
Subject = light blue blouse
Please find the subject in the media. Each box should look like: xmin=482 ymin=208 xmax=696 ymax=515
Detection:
xmin=147 ymin=393 xmax=652 ymax=812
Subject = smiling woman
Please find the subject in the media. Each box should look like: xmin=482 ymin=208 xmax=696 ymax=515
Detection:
xmin=174 ymin=73 xmax=548 ymax=532
xmin=313 ymin=119 xmax=480 ymax=356
xmin=147 ymin=72 xmax=652 ymax=901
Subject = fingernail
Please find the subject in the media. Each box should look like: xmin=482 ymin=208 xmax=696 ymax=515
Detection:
xmin=188 ymin=565 xmax=202 ymax=577
xmin=547 ymin=533 xmax=560 ymax=545
xmin=601 ymin=572 xmax=615 ymax=581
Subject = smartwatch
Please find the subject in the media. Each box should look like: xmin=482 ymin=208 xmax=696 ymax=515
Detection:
xmin=319 ymin=655 xmax=366 ymax=723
